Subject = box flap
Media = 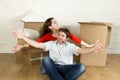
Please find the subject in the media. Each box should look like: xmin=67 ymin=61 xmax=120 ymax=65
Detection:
xmin=78 ymin=22 xmax=113 ymax=27
xmin=112 ymin=26 xmax=120 ymax=29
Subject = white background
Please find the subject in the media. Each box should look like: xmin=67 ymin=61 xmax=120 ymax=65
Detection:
xmin=0 ymin=0 xmax=120 ymax=54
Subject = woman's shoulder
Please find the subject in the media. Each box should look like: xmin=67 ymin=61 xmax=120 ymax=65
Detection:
xmin=44 ymin=33 xmax=52 ymax=36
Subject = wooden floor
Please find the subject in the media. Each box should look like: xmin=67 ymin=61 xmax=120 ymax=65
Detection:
xmin=0 ymin=54 xmax=120 ymax=80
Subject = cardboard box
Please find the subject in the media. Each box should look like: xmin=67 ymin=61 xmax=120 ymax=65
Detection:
xmin=78 ymin=22 xmax=112 ymax=67
xmin=24 ymin=22 xmax=44 ymax=33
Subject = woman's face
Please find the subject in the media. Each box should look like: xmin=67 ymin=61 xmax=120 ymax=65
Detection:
xmin=50 ymin=19 xmax=59 ymax=30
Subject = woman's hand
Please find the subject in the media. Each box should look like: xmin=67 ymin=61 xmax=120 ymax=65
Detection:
xmin=13 ymin=29 xmax=25 ymax=39
xmin=12 ymin=45 xmax=23 ymax=53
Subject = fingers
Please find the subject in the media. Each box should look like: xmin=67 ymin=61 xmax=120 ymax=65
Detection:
xmin=12 ymin=45 xmax=21 ymax=53
xmin=13 ymin=31 xmax=18 ymax=38
xmin=12 ymin=46 xmax=18 ymax=53
xmin=12 ymin=49 xmax=17 ymax=53
xmin=13 ymin=29 xmax=19 ymax=38
xmin=94 ymin=39 xmax=104 ymax=52
xmin=96 ymin=39 xmax=100 ymax=44
xmin=12 ymin=29 xmax=25 ymax=39
xmin=12 ymin=47 xmax=17 ymax=53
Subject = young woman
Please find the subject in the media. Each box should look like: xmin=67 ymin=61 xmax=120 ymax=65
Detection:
xmin=13 ymin=17 xmax=94 ymax=52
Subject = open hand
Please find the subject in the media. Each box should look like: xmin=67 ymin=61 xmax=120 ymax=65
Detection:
xmin=13 ymin=29 xmax=25 ymax=39
xmin=94 ymin=39 xmax=103 ymax=52
xmin=12 ymin=45 xmax=23 ymax=53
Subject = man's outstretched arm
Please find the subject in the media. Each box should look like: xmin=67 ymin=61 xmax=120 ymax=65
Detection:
xmin=77 ymin=39 xmax=103 ymax=54
xmin=13 ymin=29 xmax=45 ymax=49
xmin=23 ymin=37 xmax=45 ymax=49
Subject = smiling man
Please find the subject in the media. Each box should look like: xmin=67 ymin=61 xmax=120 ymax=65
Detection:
xmin=13 ymin=28 xmax=103 ymax=80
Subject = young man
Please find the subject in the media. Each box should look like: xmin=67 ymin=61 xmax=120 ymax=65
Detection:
xmin=13 ymin=28 xmax=102 ymax=80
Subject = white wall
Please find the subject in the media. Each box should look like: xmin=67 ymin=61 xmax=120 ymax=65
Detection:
xmin=0 ymin=0 xmax=120 ymax=53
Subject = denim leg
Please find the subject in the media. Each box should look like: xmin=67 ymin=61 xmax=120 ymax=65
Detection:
xmin=61 ymin=63 xmax=86 ymax=80
xmin=40 ymin=64 xmax=46 ymax=74
xmin=42 ymin=57 xmax=64 ymax=80
xmin=40 ymin=57 xmax=47 ymax=74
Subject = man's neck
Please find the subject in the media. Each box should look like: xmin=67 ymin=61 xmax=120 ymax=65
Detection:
xmin=57 ymin=41 xmax=67 ymax=45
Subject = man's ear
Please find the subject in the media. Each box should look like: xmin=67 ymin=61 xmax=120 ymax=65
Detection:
xmin=66 ymin=38 xmax=69 ymax=41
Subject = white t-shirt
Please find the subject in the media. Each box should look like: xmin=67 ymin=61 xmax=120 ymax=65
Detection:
xmin=44 ymin=41 xmax=79 ymax=65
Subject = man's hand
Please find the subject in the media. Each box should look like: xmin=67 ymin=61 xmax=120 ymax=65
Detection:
xmin=13 ymin=29 xmax=25 ymax=39
xmin=93 ymin=39 xmax=103 ymax=52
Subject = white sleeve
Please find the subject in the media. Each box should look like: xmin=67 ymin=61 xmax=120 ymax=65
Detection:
xmin=70 ymin=44 xmax=79 ymax=56
xmin=44 ymin=41 xmax=52 ymax=51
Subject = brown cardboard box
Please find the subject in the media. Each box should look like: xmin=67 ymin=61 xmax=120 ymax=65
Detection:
xmin=24 ymin=22 xmax=44 ymax=33
xmin=78 ymin=22 xmax=112 ymax=67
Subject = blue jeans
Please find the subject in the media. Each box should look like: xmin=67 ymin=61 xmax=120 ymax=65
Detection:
xmin=42 ymin=57 xmax=86 ymax=80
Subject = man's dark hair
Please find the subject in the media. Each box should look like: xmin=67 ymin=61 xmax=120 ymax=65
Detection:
xmin=59 ymin=28 xmax=70 ymax=38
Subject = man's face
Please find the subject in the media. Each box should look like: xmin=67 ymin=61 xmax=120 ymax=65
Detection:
xmin=57 ymin=31 xmax=68 ymax=44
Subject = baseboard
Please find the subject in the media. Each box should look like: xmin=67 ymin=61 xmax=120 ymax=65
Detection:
xmin=108 ymin=49 xmax=120 ymax=54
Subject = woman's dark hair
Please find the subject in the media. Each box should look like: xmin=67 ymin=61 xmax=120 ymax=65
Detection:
xmin=40 ymin=17 xmax=54 ymax=37
xmin=59 ymin=28 xmax=70 ymax=38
